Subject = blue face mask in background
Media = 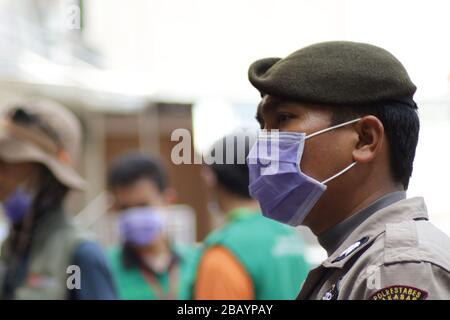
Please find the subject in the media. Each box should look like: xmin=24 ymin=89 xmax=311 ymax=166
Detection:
xmin=247 ymin=118 xmax=360 ymax=227
xmin=118 ymin=206 xmax=165 ymax=247
xmin=2 ymin=187 xmax=33 ymax=224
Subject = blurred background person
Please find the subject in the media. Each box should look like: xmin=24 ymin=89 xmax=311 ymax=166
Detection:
xmin=106 ymin=152 xmax=198 ymax=300
xmin=193 ymin=133 xmax=311 ymax=300
xmin=0 ymin=99 xmax=117 ymax=300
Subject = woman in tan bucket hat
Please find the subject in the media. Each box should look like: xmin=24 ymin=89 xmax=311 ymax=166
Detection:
xmin=0 ymin=98 xmax=117 ymax=300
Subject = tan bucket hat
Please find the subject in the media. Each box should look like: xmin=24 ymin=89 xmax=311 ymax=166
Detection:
xmin=0 ymin=98 xmax=86 ymax=190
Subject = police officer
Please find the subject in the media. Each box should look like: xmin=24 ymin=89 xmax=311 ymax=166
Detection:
xmin=246 ymin=41 xmax=450 ymax=300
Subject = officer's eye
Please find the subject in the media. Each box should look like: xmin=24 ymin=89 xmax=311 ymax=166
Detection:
xmin=276 ymin=112 xmax=294 ymax=125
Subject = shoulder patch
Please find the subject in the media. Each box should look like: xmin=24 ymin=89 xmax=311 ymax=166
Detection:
xmin=332 ymin=236 xmax=369 ymax=263
xmin=369 ymin=285 xmax=428 ymax=300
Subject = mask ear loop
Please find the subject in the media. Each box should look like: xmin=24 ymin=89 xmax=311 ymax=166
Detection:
xmin=321 ymin=161 xmax=357 ymax=184
xmin=305 ymin=118 xmax=362 ymax=140
xmin=303 ymin=117 xmax=362 ymax=184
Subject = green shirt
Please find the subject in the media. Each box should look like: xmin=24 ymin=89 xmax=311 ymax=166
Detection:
xmin=196 ymin=207 xmax=311 ymax=300
xmin=107 ymin=244 xmax=198 ymax=300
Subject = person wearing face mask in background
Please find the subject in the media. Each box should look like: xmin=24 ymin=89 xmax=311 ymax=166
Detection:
xmin=0 ymin=99 xmax=117 ymax=300
xmin=247 ymin=41 xmax=450 ymax=300
xmin=193 ymin=133 xmax=310 ymax=300
xmin=106 ymin=153 xmax=197 ymax=300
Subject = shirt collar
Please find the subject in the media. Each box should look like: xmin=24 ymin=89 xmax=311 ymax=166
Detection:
xmin=321 ymin=196 xmax=428 ymax=269
xmin=121 ymin=244 xmax=179 ymax=276
xmin=318 ymin=191 xmax=407 ymax=256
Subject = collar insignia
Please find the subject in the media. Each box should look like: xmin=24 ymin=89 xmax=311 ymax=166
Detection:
xmin=332 ymin=236 xmax=369 ymax=263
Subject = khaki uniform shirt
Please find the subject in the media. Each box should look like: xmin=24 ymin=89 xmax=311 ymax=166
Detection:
xmin=297 ymin=197 xmax=450 ymax=300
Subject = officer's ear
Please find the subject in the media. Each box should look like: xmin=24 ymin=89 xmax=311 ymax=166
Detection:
xmin=352 ymin=115 xmax=384 ymax=164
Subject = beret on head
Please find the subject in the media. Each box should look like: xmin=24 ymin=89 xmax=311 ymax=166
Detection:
xmin=248 ymin=41 xmax=417 ymax=107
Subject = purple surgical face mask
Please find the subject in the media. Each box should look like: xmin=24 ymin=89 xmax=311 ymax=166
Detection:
xmin=118 ymin=206 xmax=165 ymax=246
xmin=247 ymin=118 xmax=361 ymax=226
xmin=2 ymin=187 xmax=33 ymax=224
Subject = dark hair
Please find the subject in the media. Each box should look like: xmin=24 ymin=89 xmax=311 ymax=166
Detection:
xmin=107 ymin=152 xmax=168 ymax=192
xmin=8 ymin=165 xmax=68 ymax=232
xmin=33 ymin=165 xmax=69 ymax=216
xmin=209 ymin=134 xmax=255 ymax=199
xmin=330 ymin=101 xmax=420 ymax=190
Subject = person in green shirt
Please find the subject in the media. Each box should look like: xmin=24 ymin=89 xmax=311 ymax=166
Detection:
xmin=106 ymin=152 xmax=197 ymax=300
xmin=194 ymin=133 xmax=311 ymax=300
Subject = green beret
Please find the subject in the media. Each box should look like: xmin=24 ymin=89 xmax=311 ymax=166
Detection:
xmin=248 ymin=41 xmax=417 ymax=107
